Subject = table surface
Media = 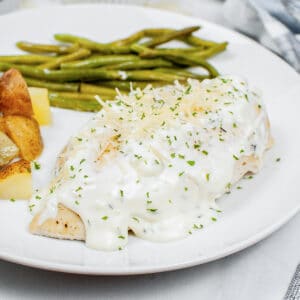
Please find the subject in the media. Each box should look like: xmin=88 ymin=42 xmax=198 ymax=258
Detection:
xmin=0 ymin=1 xmax=298 ymax=299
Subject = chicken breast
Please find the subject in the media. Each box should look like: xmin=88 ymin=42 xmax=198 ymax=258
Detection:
xmin=29 ymin=76 xmax=272 ymax=251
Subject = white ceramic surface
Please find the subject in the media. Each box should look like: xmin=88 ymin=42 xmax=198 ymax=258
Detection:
xmin=0 ymin=4 xmax=299 ymax=275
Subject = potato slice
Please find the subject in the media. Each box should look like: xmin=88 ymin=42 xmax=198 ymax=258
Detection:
xmin=0 ymin=131 xmax=19 ymax=166
xmin=4 ymin=115 xmax=43 ymax=161
xmin=0 ymin=159 xmax=32 ymax=199
xmin=0 ymin=68 xmax=33 ymax=117
xmin=28 ymin=87 xmax=52 ymax=125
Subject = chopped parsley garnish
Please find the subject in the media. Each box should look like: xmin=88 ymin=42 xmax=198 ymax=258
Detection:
xmin=10 ymin=198 xmax=15 ymax=202
xmin=211 ymin=217 xmax=217 ymax=222
xmin=79 ymin=158 xmax=86 ymax=165
xmin=102 ymin=216 xmax=108 ymax=220
xmin=276 ymin=157 xmax=281 ymax=162
xmin=202 ymin=150 xmax=208 ymax=155
xmin=28 ymin=204 xmax=35 ymax=212
xmin=132 ymin=217 xmax=140 ymax=223
xmin=170 ymin=153 xmax=176 ymax=158
xmin=120 ymin=190 xmax=124 ymax=197
xmin=206 ymin=173 xmax=210 ymax=181
xmin=233 ymin=154 xmax=239 ymax=160
xmin=118 ymin=235 xmax=125 ymax=239
xmin=33 ymin=161 xmax=41 ymax=170
xmin=187 ymin=160 xmax=195 ymax=166
xmin=178 ymin=154 xmax=185 ymax=159
xmin=178 ymin=171 xmax=185 ymax=177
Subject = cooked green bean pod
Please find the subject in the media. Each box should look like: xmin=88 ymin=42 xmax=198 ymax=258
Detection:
xmin=98 ymin=80 xmax=169 ymax=91
xmin=0 ymin=63 xmax=185 ymax=82
xmin=39 ymin=48 xmax=91 ymax=70
xmin=61 ymin=55 xmax=138 ymax=69
xmin=104 ymin=58 xmax=173 ymax=70
xmin=48 ymin=92 xmax=102 ymax=112
xmin=154 ymin=68 xmax=210 ymax=80
xmin=25 ymin=77 xmax=79 ymax=92
xmin=192 ymin=42 xmax=228 ymax=59
xmin=80 ymin=83 xmax=117 ymax=96
xmin=54 ymin=34 xmax=131 ymax=54
xmin=16 ymin=41 xmax=79 ymax=54
xmin=142 ymin=26 xmax=200 ymax=48
xmin=0 ymin=55 xmax=54 ymax=64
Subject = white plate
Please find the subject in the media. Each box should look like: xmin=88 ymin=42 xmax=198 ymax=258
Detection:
xmin=0 ymin=4 xmax=299 ymax=275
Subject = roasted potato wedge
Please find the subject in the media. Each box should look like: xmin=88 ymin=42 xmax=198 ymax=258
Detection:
xmin=0 ymin=159 xmax=32 ymax=199
xmin=0 ymin=131 xmax=19 ymax=166
xmin=4 ymin=115 xmax=43 ymax=161
xmin=0 ymin=117 xmax=5 ymax=132
xmin=0 ymin=68 xmax=33 ymax=117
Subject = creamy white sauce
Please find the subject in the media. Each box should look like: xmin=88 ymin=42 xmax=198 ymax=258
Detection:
xmin=30 ymin=76 xmax=271 ymax=251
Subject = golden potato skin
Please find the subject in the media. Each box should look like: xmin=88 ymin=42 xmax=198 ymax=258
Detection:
xmin=0 ymin=69 xmax=33 ymax=117
xmin=0 ymin=117 xmax=5 ymax=132
xmin=0 ymin=159 xmax=31 ymax=179
xmin=0 ymin=159 xmax=32 ymax=199
xmin=0 ymin=131 xmax=19 ymax=166
xmin=4 ymin=115 xmax=43 ymax=161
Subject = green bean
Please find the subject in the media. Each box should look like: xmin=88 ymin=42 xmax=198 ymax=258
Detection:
xmin=98 ymin=80 xmax=169 ymax=91
xmin=16 ymin=41 xmax=79 ymax=54
xmin=48 ymin=92 xmax=102 ymax=112
xmin=192 ymin=42 xmax=228 ymax=59
xmin=132 ymin=43 xmax=225 ymax=61
xmin=39 ymin=48 xmax=91 ymax=70
xmin=104 ymin=58 xmax=173 ymax=70
xmin=142 ymin=26 xmax=200 ymax=48
xmin=154 ymin=68 xmax=210 ymax=80
xmin=184 ymin=35 xmax=219 ymax=48
xmin=61 ymin=55 xmax=138 ymax=69
xmin=0 ymin=55 xmax=54 ymax=65
xmin=25 ymin=77 xmax=79 ymax=92
xmin=54 ymin=34 xmax=131 ymax=54
xmin=165 ymin=55 xmax=219 ymax=77
xmin=131 ymin=44 xmax=219 ymax=77
xmin=49 ymin=91 xmax=110 ymax=100
xmin=0 ymin=63 xmax=185 ymax=82
xmin=80 ymin=83 xmax=117 ymax=96
xmin=109 ymin=31 xmax=145 ymax=47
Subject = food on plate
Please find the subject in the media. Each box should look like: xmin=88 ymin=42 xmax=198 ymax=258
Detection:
xmin=0 ymin=68 xmax=33 ymax=117
xmin=0 ymin=26 xmax=228 ymax=112
xmin=0 ymin=159 xmax=32 ymax=199
xmin=29 ymin=76 xmax=272 ymax=251
xmin=4 ymin=115 xmax=43 ymax=161
xmin=0 ymin=131 xmax=19 ymax=166
xmin=0 ymin=69 xmax=45 ymax=200
xmin=28 ymin=87 xmax=51 ymax=125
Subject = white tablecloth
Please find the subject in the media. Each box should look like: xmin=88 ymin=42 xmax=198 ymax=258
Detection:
xmin=0 ymin=1 xmax=299 ymax=299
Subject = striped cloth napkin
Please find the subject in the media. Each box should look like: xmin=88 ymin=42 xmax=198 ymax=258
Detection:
xmin=223 ymin=0 xmax=300 ymax=72
xmin=284 ymin=264 xmax=300 ymax=300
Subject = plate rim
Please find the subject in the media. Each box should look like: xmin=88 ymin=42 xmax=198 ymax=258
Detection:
xmin=0 ymin=3 xmax=299 ymax=275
